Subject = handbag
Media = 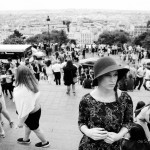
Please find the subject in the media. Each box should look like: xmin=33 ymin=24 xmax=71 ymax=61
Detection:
xmin=73 ymin=77 xmax=77 ymax=83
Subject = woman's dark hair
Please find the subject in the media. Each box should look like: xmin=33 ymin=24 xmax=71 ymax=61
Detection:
xmin=46 ymin=60 xmax=51 ymax=67
xmin=134 ymin=101 xmax=146 ymax=117
xmin=66 ymin=60 xmax=73 ymax=68
xmin=121 ymin=123 xmax=150 ymax=150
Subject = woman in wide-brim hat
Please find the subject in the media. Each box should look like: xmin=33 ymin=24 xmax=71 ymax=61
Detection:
xmin=78 ymin=57 xmax=133 ymax=150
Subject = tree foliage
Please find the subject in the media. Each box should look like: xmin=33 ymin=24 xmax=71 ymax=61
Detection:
xmin=3 ymin=30 xmax=25 ymax=44
xmin=62 ymin=20 xmax=71 ymax=32
xmin=97 ymin=30 xmax=130 ymax=46
xmin=69 ymin=39 xmax=76 ymax=45
xmin=133 ymin=32 xmax=150 ymax=49
xmin=147 ymin=20 xmax=150 ymax=28
xmin=26 ymin=29 xmax=69 ymax=45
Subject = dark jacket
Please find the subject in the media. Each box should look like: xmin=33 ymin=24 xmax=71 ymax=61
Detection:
xmin=63 ymin=65 xmax=77 ymax=86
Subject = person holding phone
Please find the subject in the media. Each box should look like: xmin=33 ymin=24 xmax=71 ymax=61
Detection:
xmin=78 ymin=57 xmax=133 ymax=150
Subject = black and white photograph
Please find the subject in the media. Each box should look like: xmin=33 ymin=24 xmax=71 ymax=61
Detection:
xmin=0 ymin=0 xmax=150 ymax=149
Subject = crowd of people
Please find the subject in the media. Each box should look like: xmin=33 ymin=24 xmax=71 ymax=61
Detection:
xmin=0 ymin=42 xmax=150 ymax=149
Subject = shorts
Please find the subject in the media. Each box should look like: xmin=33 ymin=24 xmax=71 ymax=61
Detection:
xmin=25 ymin=108 xmax=41 ymax=130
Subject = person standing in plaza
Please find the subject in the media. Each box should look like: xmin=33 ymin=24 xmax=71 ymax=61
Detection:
xmin=134 ymin=63 xmax=146 ymax=90
xmin=5 ymin=70 xmax=14 ymax=99
xmin=45 ymin=60 xmax=53 ymax=84
xmin=52 ymin=60 xmax=62 ymax=85
xmin=63 ymin=60 xmax=77 ymax=95
xmin=78 ymin=57 xmax=133 ymax=150
xmin=13 ymin=65 xmax=49 ymax=148
xmin=82 ymin=48 xmax=86 ymax=59
xmin=143 ymin=63 xmax=150 ymax=90
xmin=32 ymin=60 xmax=40 ymax=81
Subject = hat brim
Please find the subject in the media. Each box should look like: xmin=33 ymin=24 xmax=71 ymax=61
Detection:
xmin=94 ymin=65 xmax=129 ymax=80
xmin=92 ymin=65 xmax=129 ymax=87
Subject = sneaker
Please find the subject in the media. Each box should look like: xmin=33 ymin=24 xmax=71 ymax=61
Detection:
xmin=17 ymin=138 xmax=31 ymax=144
xmin=0 ymin=130 xmax=5 ymax=138
xmin=35 ymin=141 xmax=50 ymax=148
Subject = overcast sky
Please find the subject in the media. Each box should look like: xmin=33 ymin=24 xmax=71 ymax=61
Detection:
xmin=0 ymin=0 xmax=150 ymax=11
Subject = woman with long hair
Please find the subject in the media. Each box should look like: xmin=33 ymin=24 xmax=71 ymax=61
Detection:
xmin=63 ymin=60 xmax=77 ymax=95
xmin=13 ymin=65 xmax=49 ymax=148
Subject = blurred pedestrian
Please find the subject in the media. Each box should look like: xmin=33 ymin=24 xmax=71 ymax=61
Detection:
xmin=63 ymin=60 xmax=77 ymax=95
xmin=52 ymin=61 xmax=62 ymax=85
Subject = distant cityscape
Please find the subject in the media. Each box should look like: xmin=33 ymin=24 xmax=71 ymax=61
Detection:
xmin=0 ymin=9 xmax=150 ymax=46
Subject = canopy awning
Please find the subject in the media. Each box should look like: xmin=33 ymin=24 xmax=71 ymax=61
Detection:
xmin=79 ymin=57 xmax=99 ymax=67
xmin=33 ymin=51 xmax=46 ymax=57
xmin=0 ymin=45 xmax=32 ymax=52
xmin=79 ymin=57 xmax=99 ymax=64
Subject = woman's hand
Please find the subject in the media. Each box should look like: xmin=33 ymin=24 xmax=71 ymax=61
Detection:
xmin=104 ymin=132 xmax=120 ymax=144
xmin=86 ymin=128 xmax=108 ymax=141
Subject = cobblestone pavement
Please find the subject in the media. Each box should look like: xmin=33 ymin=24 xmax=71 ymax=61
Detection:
xmin=1 ymin=54 xmax=150 ymax=150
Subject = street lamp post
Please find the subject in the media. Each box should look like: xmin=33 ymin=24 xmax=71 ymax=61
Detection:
xmin=46 ymin=16 xmax=50 ymax=47
xmin=46 ymin=16 xmax=51 ymax=56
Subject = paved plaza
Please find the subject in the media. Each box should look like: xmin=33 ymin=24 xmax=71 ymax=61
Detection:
xmin=0 ymin=55 xmax=150 ymax=150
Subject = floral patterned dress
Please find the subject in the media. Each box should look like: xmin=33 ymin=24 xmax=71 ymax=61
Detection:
xmin=78 ymin=91 xmax=133 ymax=150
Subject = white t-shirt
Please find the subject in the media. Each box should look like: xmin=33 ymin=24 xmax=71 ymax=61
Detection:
xmin=136 ymin=67 xmax=145 ymax=78
xmin=144 ymin=69 xmax=150 ymax=79
xmin=61 ymin=62 xmax=67 ymax=68
xmin=52 ymin=63 xmax=62 ymax=73
xmin=46 ymin=65 xmax=53 ymax=75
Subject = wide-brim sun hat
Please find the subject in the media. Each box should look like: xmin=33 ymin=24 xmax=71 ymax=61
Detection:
xmin=93 ymin=57 xmax=129 ymax=82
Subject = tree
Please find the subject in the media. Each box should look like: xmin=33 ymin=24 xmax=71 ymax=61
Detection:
xmin=26 ymin=29 xmax=69 ymax=45
xmin=147 ymin=20 xmax=150 ymax=28
xmin=113 ymin=30 xmax=130 ymax=45
xmin=69 ymin=39 xmax=76 ymax=45
xmin=142 ymin=36 xmax=150 ymax=49
xmin=133 ymin=31 xmax=150 ymax=51
xmin=97 ymin=30 xmax=130 ymax=46
xmin=26 ymin=34 xmax=46 ymax=44
xmin=62 ymin=20 xmax=71 ymax=32
xmin=58 ymin=30 xmax=69 ymax=44
xmin=97 ymin=31 xmax=114 ymax=45
xmin=3 ymin=37 xmax=25 ymax=44
xmin=3 ymin=30 xmax=25 ymax=44
xmin=133 ymin=32 xmax=147 ymax=46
